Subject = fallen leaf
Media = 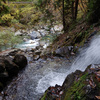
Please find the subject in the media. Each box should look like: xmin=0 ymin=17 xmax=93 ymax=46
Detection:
xmin=95 ymin=96 xmax=100 ymax=100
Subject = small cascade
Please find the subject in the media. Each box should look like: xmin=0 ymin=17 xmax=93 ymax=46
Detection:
xmin=36 ymin=35 xmax=100 ymax=93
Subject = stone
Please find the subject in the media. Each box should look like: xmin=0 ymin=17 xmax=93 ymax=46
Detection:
xmin=35 ymin=50 xmax=41 ymax=55
xmin=4 ymin=59 xmax=19 ymax=76
xmin=33 ymin=55 xmax=40 ymax=61
xmin=15 ymin=30 xmax=23 ymax=36
xmin=55 ymin=46 xmax=69 ymax=57
xmin=30 ymin=31 xmax=41 ymax=39
xmin=13 ymin=54 xmax=27 ymax=69
xmin=0 ymin=63 xmax=5 ymax=73
xmin=0 ymin=72 xmax=9 ymax=83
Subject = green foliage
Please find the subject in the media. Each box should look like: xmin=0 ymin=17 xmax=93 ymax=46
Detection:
xmin=9 ymin=0 xmax=33 ymax=1
xmin=41 ymin=34 xmax=57 ymax=43
xmin=87 ymin=0 xmax=100 ymax=23
xmin=19 ymin=5 xmax=39 ymax=24
xmin=0 ymin=30 xmax=22 ymax=50
xmin=1 ymin=14 xmax=14 ymax=25
xmin=0 ymin=1 xmax=9 ymax=17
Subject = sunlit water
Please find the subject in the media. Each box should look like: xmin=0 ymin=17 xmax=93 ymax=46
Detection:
xmin=16 ymin=39 xmax=40 ymax=49
xmin=2 ymin=35 xmax=100 ymax=100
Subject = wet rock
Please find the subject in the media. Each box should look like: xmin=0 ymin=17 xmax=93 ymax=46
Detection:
xmin=0 ymin=72 xmax=9 ymax=83
xmin=35 ymin=50 xmax=41 ymax=55
xmin=8 ymin=49 xmax=22 ymax=56
xmin=40 ymin=84 xmax=63 ymax=100
xmin=30 ymin=31 xmax=41 ymax=39
xmin=33 ymin=55 xmax=40 ymax=61
xmin=62 ymin=70 xmax=82 ymax=90
xmin=0 ymin=63 xmax=5 ymax=73
xmin=55 ymin=46 xmax=76 ymax=57
xmin=41 ymin=64 xmax=100 ymax=100
xmin=4 ymin=59 xmax=19 ymax=76
xmin=0 ymin=57 xmax=19 ymax=76
xmin=13 ymin=54 xmax=27 ymax=69
xmin=55 ymin=46 xmax=69 ymax=57
xmin=39 ymin=40 xmax=46 ymax=47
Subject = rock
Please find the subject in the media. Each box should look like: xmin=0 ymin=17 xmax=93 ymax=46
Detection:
xmin=4 ymin=59 xmax=19 ymax=76
xmin=0 ymin=63 xmax=5 ymax=73
xmin=35 ymin=50 xmax=41 ymax=55
xmin=33 ymin=55 xmax=40 ymax=61
xmin=39 ymin=40 xmax=46 ymax=47
xmin=15 ymin=30 xmax=23 ymax=36
xmin=55 ymin=46 xmax=77 ymax=57
xmin=54 ymin=24 xmax=63 ymax=31
xmin=0 ymin=57 xmax=19 ymax=77
xmin=55 ymin=46 xmax=70 ymax=57
xmin=8 ymin=49 xmax=22 ymax=56
xmin=13 ymin=54 xmax=27 ymax=69
xmin=0 ymin=72 xmax=9 ymax=83
xmin=30 ymin=31 xmax=41 ymax=39
xmin=41 ymin=65 xmax=100 ymax=100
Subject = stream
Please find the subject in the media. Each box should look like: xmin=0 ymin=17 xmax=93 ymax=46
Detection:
xmin=1 ymin=33 xmax=100 ymax=100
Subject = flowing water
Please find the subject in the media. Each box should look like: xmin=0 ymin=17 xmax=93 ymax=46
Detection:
xmin=2 ymin=35 xmax=100 ymax=100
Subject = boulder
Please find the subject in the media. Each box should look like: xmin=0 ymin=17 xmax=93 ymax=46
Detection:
xmin=0 ymin=72 xmax=9 ymax=84
xmin=4 ymin=59 xmax=19 ymax=76
xmin=13 ymin=54 xmax=27 ymax=69
xmin=55 ymin=46 xmax=77 ymax=57
xmin=55 ymin=46 xmax=70 ymax=57
xmin=30 ymin=31 xmax=41 ymax=39
xmin=0 ymin=57 xmax=19 ymax=77
xmin=0 ymin=63 xmax=5 ymax=73
xmin=15 ymin=30 xmax=23 ymax=36
xmin=41 ymin=65 xmax=100 ymax=100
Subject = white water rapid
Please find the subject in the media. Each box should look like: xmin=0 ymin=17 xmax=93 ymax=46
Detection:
xmin=3 ymin=35 xmax=100 ymax=100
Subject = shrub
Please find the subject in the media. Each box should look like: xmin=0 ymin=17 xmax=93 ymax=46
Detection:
xmin=0 ymin=30 xmax=22 ymax=50
xmin=1 ymin=14 xmax=14 ymax=25
xmin=0 ymin=1 xmax=9 ymax=17
xmin=10 ymin=9 xmax=20 ymax=20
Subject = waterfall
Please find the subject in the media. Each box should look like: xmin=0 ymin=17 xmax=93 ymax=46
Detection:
xmin=36 ymin=35 xmax=100 ymax=93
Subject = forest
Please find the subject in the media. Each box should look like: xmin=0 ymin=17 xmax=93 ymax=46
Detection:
xmin=0 ymin=0 xmax=100 ymax=100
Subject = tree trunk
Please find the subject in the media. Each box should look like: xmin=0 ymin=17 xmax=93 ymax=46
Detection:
xmin=75 ymin=0 xmax=79 ymax=20
xmin=71 ymin=0 xmax=75 ymax=20
xmin=62 ymin=0 xmax=65 ymax=32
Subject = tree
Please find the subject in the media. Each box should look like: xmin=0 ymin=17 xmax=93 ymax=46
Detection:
xmin=35 ymin=0 xmax=80 ymax=32
xmin=0 ymin=0 xmax=9 ymax=17
xmin=0 ymin=30 xmax=22 ymax=50
xmin=87 ymin=0 xmax=100 ymax=23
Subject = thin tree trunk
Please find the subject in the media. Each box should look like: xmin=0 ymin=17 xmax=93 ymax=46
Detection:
xmin=62 ymin=0 xmax=65 ymax=32
xmin=71 ymin=0 xmax=75 ymax=20
xmin=75 ymin=0 xmax=79 ymax=20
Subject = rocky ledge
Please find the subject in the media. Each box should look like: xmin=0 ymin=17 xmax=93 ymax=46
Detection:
xmin=0 ymin=49 xmax=27 ymax=91
xmin=40 ymin=64 xmax=100 ymax=100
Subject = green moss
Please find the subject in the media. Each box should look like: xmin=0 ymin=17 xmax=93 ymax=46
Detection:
xmin=64 ymin=73 xmax=88 ymax=100
xmin=41 ymin=92 xmax=47 ymax=100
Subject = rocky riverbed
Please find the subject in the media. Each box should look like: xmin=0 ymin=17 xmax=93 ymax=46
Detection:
xmin=0 ymin=47 xmax=74 ymax=100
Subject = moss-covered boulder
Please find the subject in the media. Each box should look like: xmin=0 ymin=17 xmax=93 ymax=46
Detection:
xmin=41 ymin=64 xmax=100 ymax=100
